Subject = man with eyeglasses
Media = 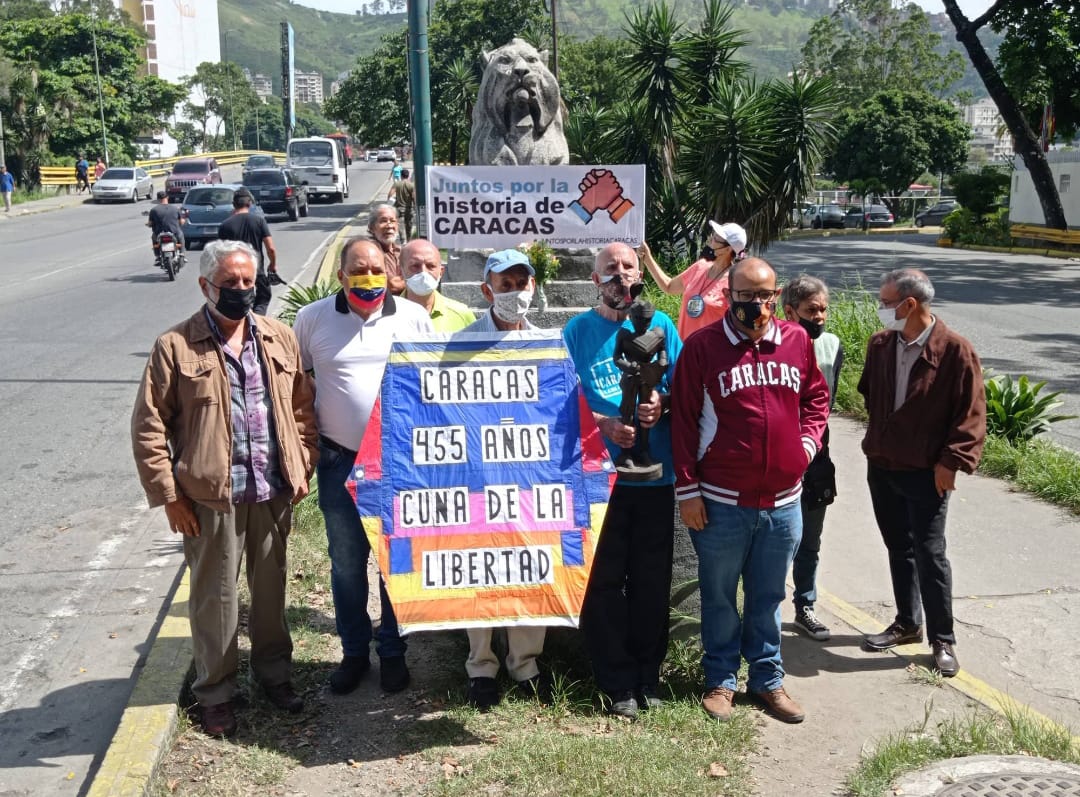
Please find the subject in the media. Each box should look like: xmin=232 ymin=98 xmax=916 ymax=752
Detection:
xmin=670 ymin=257 xmax=830 ymax=725
xmin=859 ymin=269 xmax=985 ymax=678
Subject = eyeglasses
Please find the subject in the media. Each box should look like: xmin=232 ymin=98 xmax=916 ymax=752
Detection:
xmin=730 ymin=288 xmax=779 ymax=302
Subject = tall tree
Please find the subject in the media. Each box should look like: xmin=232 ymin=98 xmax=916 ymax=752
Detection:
xmin=800 ymin=0 xmax=965 ymax=103
xmin=827 ymin=90 xmax=970 ymax=217
xmin=181 ymin=61 xmax=259 ymax=151
xmin=940 ymin=0 xmax=1068 ymax=230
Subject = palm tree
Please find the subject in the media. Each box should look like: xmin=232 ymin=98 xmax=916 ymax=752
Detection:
xmin=440 ymin=57 xmax=478 ymax=165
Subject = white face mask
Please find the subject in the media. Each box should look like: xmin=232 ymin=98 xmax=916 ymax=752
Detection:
xmin=406 ymin=270 xmax=440 ymax=296
xmin=492 ymin=287 xmax=534 ymax=323
xmin=877 ymin=306 xmax=906 ymax=331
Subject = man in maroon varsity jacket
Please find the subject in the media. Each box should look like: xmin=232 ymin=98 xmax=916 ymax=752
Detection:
xmin=671 ymin=257 xmax=830 ymax=725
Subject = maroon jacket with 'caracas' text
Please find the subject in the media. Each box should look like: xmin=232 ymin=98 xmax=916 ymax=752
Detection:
xmin=671 ymin=315 xmax=830 ymax=509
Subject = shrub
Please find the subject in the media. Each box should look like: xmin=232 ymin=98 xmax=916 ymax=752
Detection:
xmin=984 ymin=373 xmax=1077 ymax=444
xmin=941 ymin=206 xmax=1011 ymax=247
xmin=278 ymin=280 xmax=340 ymax=326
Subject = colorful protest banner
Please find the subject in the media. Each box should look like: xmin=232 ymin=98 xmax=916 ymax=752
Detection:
xmin=346 ymin=330 xmax=616 ymax=634
xmin=424 ymin=164 xmax=646 ymax=250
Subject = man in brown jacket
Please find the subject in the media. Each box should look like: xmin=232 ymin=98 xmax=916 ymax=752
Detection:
xmin=132 ymin=240 xmax=318 ymax=737
xmin=859 ymin=268 xmax=985 ymax=678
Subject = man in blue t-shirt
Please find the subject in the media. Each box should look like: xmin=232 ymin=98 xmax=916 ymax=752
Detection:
xmin=563 ymin=242 xmax=683 ymax=720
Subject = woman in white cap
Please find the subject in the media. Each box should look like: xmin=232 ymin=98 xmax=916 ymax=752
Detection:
xmin=638 ymin=221 xmax=747 ymax=339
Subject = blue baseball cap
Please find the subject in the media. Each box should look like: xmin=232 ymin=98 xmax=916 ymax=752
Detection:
xmin=483 ymin=249 xmax=535 ymax=282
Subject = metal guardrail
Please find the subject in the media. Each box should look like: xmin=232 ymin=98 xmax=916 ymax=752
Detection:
xmin=40 ymin=166 xmax=98 ymax=187
xmin=135 ymin=150 xmax=286 ymax=178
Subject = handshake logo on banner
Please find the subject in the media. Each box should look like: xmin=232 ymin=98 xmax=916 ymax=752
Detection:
xmin=567 ymin=169 xmax=635 ymax=225
xmin=425 ymin=164 xmax=646 ymax=250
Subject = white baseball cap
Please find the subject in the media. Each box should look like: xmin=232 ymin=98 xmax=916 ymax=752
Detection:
xmin=707 ymin=221 xmax=748 ymax=253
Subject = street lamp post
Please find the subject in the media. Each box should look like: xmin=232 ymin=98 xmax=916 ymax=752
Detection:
xmin=90 ymin=9 xmax=110 ymax=165
xmin=221 ymin=29 xmax=238 ymax=151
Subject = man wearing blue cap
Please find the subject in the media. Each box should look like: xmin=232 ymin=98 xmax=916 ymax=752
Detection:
xmin=460 ymin=249 xmax=546 ymax=709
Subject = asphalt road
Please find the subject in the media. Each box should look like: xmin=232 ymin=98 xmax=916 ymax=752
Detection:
xmin=765 ymin=233 xmax=1080 ymax=451
xmin=0 ymin=161 xmax=392 ymax=796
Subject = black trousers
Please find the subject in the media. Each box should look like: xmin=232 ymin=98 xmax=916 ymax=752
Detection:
xmin=253 ymin=270 xmax=271 ymax=316
xmin=581 ymin=483 xmax=675 ymax=694
xmin=866 ymin=465 xmax=955 ymax=644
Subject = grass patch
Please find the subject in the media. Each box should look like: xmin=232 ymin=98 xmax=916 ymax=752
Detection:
xmin=428 ymin=698 xmax=756 ymax=797
xmin=10 ymin=186 xmax=62 ymax=206
xmin=847 ymin=705 xmax=1080 ymax=797
xmin=979 ymin=435 xmax=1080 ymax=514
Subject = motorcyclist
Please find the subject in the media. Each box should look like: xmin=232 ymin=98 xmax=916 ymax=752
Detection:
xmin=146 ymin=190 xmax=186 ymax=265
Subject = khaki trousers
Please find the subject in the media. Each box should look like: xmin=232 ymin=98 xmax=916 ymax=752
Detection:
xmin=186 ymin=493 xmax=293 ymax=705
xmin=465 ymin=627 xmax=546 ymax=682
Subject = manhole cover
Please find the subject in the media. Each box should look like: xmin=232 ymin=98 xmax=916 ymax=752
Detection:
xmin=938 ymin=772 xmax=1080 ymax=796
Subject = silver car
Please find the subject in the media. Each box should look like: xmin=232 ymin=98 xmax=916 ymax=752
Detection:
xmin=91 ymin=167 xmax=154 ymax=203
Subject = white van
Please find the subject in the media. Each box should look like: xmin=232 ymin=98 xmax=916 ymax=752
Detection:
xmin=286 ymin=136 xmax=349 ymax=203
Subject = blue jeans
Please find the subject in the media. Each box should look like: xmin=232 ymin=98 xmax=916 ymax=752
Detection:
xmin=792 ymin=503 xmax=827 ymax=610
xmin=690 ymin=499 xmax=802 ymax=693
xmin=318 ymin=442 xmax=405 ymax=659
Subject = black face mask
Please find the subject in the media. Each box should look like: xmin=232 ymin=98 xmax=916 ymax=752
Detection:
xmin=797 ymin=316 xmax=825 ymax=340
xmin=209 ymin=283 xmax=255 ymax=321
xmin=700 ymin=245 xmax=717 ymax=261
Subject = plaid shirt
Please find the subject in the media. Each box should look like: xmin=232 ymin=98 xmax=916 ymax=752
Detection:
xmin=205 ymin=308 xmax=285 ymax=504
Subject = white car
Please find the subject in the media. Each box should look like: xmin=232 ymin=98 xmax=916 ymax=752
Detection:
xmin=92 ymin=167 xmax=154 ymax=203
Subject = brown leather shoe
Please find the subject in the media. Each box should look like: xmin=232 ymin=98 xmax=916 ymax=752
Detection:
xmin=200 ymin=701 xmax=237 ymax=737
xmin=864 ymin=621 xmax=923 ymax=651
xmin=702 ymin=686 xmax=735 ymax=721
xmin=751 ymin=687 xmax=805 ymax=724
xmin=932 ymin=641 xmax=959 ymax=677
xmin=264 ymin=681 xmax=304 ymax=713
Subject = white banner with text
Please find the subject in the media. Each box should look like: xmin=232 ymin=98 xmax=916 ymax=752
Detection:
xmin=425 ymin=164 xmax=646 ymax=249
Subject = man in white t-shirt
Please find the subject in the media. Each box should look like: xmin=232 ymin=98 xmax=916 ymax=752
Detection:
xmin=293 ymin=237 xmax=433 ymax=695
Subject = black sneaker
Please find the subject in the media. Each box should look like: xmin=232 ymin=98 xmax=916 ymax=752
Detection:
xmin=329 ymin=655 xmax=371 ymax=694
xmin=606 ymin=690 xmax=638 ymax=720
xmin=379 ymin=656 xmax=410 ymax=693
xmin=467 ymin=677 xmax=500 ymax=710
xmin=793 ymin=606 xmax=831 ymax=641
xmin=637 ymin=685 xmax=664 ymax=710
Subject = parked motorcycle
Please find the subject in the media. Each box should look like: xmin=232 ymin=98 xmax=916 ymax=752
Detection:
xmin=157 ymin=231 xmax=183 ymax=281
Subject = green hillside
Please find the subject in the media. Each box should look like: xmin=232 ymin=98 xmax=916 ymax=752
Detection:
xmin=219 ymin=0 xmax=406 ymax=93
xmin=220 ymin=0 xmax=992 ymax=98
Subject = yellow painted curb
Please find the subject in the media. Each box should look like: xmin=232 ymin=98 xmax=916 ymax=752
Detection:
xmin=316 ymin=224 xmax=355 ymax=285
xmin=814 ymin=584 xmax=1080 ymax=746
xmin=87 ymin=570 xmax=193 ymax=797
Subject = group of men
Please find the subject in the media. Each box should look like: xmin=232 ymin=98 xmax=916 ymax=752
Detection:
xmin=131 ymin=215 xmax=984 ymax=735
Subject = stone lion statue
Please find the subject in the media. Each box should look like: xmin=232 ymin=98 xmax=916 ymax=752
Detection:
xmin=469 ymin=38 xmax=569 ymax=166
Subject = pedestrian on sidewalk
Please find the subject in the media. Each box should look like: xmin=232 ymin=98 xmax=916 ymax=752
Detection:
xmin=671 ymin=257 xmax=829 ymax=725
xmin=782 ymin=276 xmax=843 ymax=642
xmin=292 ymin=237 xmax=434 ymax=697
xmin=94 ymin=157 xmax=106 ymax=182
xmin=1 ymin=165 xmax=13 ymax=212
xmin=860 ymin=268 xmax=986 ymax=677
xmin=387 ymin=168 xmax=415 ymax=243
xmin=75 ymin=154 xmax=90 ymax=194
xmin=131 ymin=240 xmax=319 ymax=738
xmin=564 ymin=242 xmax=682 ymax=721
xmin=460 ymin=249 xmax=546 ymax=710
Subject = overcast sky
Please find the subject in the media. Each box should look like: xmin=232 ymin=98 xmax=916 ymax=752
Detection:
xmin=291 ymin=0 xmax=994 ymax=24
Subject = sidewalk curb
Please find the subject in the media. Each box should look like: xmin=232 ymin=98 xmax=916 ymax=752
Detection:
xmin=86 ymin=569 xmax=192 ymax=797
xmin=313 ymin=176 xmax=395 ymax=285
xmin=815 ymin=584 xmax=1080 ymax=746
